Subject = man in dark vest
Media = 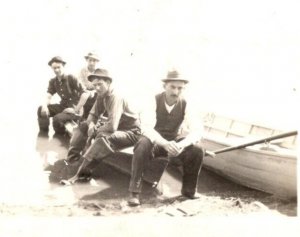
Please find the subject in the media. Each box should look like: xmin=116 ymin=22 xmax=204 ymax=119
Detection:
xmin=128 ymin=70 xmax=215 ymax=206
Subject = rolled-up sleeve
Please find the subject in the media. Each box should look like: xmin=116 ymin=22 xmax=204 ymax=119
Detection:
xmin=47 ymin=79 xmax=56 ymax=95
xmin=97 ymin=94 xmax=124 ymax=133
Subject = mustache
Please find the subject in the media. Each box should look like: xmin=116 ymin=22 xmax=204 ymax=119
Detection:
xmin=171 ymin=94 xmax=178 ymax=97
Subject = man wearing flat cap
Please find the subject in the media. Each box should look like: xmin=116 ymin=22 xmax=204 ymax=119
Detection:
xmin=61 ymin=68 xmax=141 ymax=184
xmin=127 ymin=70 xmax=215 ymax=206
xmin=37 ymin=56 xmax=89 ymax=134
xmin=77 ymin=52 xmax=101 ymax=119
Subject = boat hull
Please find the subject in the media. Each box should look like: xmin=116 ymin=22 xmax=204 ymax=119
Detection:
xmin=202 ymin=138 xmax=297 ymax=199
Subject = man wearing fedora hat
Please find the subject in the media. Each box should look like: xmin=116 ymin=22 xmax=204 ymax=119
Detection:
xmin=78 ymin=52 xmax=101 ymax=119
xmin=37 ymin=56 xmax=89 ymax=134
xmin=78 ymin=52 xmax=100 ymax=90
xmin=127 ymin=70 xmax=215 ymax=206
xmin=60 ymin=68 xmax=141 ymax=184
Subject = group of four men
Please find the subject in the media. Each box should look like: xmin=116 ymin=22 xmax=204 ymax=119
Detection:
xmin=37 ymin=53 xmax=214 ymax=206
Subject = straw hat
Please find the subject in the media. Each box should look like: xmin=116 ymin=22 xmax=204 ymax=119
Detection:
xmin=84 ymin=52 xmax=100 ymax=61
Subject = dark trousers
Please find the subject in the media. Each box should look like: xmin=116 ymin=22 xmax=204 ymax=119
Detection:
xmin=67 ymin=121 xmax=140 ymax=163
xmin=129 ymin=136 xmax=204 ymax=196
xmin=37 ymin=104 xmax=77 ymax=134
xmin=82 ymin=93 xmax=97 ymax=120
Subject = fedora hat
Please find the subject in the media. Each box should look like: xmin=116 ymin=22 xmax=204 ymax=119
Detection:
xmin=84 ymin=52 xmax=100 ymax=61
xmin=162 ymin=70 xmax=189 ymax=83
xmin=48 ymin=56 xmax=66 ymax=66
xmin=88 ymin=68 xmax=112 ymax=82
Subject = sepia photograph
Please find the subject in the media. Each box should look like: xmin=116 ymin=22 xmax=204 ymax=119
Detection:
xmin=0 ymin=0 xmax=299 ymax=236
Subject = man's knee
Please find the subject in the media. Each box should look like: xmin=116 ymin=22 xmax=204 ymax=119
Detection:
xmin=188 ymin=144 xmax=204 ymax=163
xmin=52 ymin=114 xmax=66 ymax=133
xmin=134 ymin=136 xmax=152 ymax=151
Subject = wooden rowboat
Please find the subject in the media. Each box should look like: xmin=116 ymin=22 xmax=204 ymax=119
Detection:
xmin=202 ymin=113 xmax=297 ymax=199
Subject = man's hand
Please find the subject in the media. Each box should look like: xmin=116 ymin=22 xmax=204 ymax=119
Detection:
xmin=163 ymin=141 xmax=182 ymax=157
xmin=88 ymin=122 xmax=96 ymax=137
xmin=86 ymin=82 xmax=95 ymax=90
xmin=63 ymin=107 xmax=75 ymax=114
xmin=73 ymin=106 xmax=83 ymax=116
xmin=205 ymin=150 xmax=216 ymax=158
xmin=41 ymin=105 xmax=49 ymax=117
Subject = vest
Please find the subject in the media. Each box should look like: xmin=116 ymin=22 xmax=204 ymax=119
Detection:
xmin=154 ymin=92 xmax=186 ymax=141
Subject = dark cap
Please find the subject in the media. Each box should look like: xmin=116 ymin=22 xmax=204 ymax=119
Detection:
xmin=48 ymin=56 xmax=66 ymax=66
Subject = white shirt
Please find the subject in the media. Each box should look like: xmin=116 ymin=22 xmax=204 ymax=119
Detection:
xmin=164 ymin=102 xmax=175 ymax=113
xmin=141 ymin=94 xmax=203 ymax=146
xmin=78 ymin=67 xmax=95 ymax=90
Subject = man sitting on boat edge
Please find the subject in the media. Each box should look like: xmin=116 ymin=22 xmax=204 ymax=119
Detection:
xmin=37 ymin=56 xmax=89 ymax=134
xmin=60 ymin=68 xmax=141 ymax=184
xmin=128 ymin=69 xmax=215 ymax=206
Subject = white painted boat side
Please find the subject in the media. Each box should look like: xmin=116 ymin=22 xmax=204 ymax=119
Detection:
xmin=202 ymin=138 xmax=297 ymax=199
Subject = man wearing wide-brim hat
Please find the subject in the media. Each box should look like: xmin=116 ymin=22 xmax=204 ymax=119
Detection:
xmin=37 ymin=56 xmax=89 ymax=134
xmin=127 ymin=70 xmax=215 ymax=206
xmin=61 ymin=68 xmax=141 ymax=185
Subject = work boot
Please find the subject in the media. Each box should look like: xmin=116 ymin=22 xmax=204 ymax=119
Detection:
xmin=77 ymin=159 xmax=100 ymax=182
xmin=77 ymin=168 xmax=92 ymax=182
xmin=128 ymin=192 xmax=140 ymax=206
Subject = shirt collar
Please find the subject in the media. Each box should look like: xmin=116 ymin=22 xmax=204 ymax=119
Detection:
xmin=164 ymin=101 xmax=176 ymax=113
xmin=56 ymin=74 xmax=67 ymax=81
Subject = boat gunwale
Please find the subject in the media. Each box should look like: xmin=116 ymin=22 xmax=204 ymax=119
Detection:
xmin=202 ymin=135 xmax=297 ymax=159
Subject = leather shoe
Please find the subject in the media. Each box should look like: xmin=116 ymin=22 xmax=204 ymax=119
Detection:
xmin=182 ymin=192 xmax=201 ymax=200
xmin=128 ymin=193 xmax=140 ymax=206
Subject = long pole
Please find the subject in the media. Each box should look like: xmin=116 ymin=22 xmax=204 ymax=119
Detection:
xmin=212 ymin=130 xmax=297 ymax=155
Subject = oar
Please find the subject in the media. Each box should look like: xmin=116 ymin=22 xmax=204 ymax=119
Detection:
xmin=206 ymin=130 xmax=297 ymax=156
